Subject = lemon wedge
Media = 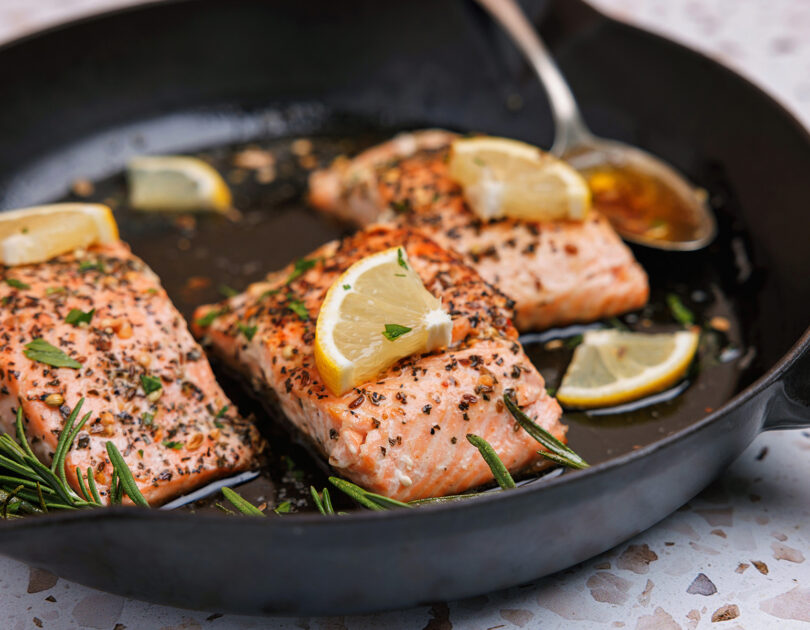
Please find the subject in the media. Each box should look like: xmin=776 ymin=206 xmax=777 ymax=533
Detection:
xmin=315 ymin=247 xmax=452 ymax=396
xmin=448 ymin=136 xmax=590 ymax=222
xmin=0 ymin=203 xmax=118 ymax=266
xmin=556 ymin=329 xmax=699 ymax=409
xmin=127 ymin=156 xmax=232 ymax=212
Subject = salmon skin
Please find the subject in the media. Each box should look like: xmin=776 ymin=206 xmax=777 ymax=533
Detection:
xmin=309 ymin=129 xmax=650 ymax=331
xmin=0 ymin=242 xmax=262 ymax=506
xmin=192 ymin=225 xmax=564 ymax=501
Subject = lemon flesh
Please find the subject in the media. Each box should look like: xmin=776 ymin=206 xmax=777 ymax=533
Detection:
xmin=127 ymin=156 xmax=232 ymax=212
xmin=448 ymin=136 xmax=590 ymax=222
xmin=315 ymin=247 xmax=452 ymax=396
xmin=0 ymin=203 xmax=119 ymax=266
xmin=556 ymin=329 xmax=699 ymax=409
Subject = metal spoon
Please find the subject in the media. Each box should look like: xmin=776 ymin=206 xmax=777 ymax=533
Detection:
xmin=474 ymin=0 xmax=716 ymax=251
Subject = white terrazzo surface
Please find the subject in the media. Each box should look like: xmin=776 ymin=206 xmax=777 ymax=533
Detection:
xmin=0 ymin=1 xmax=808 ymax=628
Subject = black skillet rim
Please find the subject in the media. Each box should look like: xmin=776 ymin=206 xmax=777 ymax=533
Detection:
xmin=0 ymin=0 xmax=808 ymax=531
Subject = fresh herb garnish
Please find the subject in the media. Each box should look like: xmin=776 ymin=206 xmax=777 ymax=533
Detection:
xmin=194 ymin=307 xmax=225 ymax=327
xmin=215 ymin=405 xmax=228 ymax=419
xmin=466 ymin=434 xmax=516 ymax=490
xmin=503 ymin=393 xmax=589 ymax=469
xmin=45 ymin=287 xmax=65 ymax=296
xmin=162 ymin=440 xmax=183 ymax=450
xmin=140 ymin=374 xmax=162 ymax=395
xmin=286 ymin=257 xmax=319 ymax=284
xmin=390 ymin=199 xmax=412 ymax=214
xmin=329 ymin=477 xmax=411 ymax=510
xmin=273 ymin=500 xmax=292 ymax=514
xmin=667 ymin=293 xmax=694 ymax=326
xmin=218 ymin=284 xmax=238 ymax=298
xmin=382 ymin=323 xmax=411 ymax=341
xmin=24 ymin=339 xmax=82 ymax=369
xmin=342 ymin=284 xmax=351 ymax=291
xmin=5 ymin=278 xmax=29 ymax=290
xmin=394 ymin=273 xmax=406 ymax=277
xmin=78 ymin=260 xmax=104 ymax=273
xmin=65 ymin=308 xmax=95 ymax=326
xmin=237 ymin=322 xmax=257 ymax=341
xmin=310 ymin=486 xmax=335 ymax=515
xmin=0 ymin=399 xmax=149 ymax=516
xmin=141 ymin=412 xmax=154 ymax=426
xmin=221 ymin=487 xmax=265 ymax=517
xmin=286 ymin=296 xmax=309 ymax=321
xmin=565 ymin=334 xmax=583 ymax=349
xmin=397 ymin=248 xmax=408 ymax=270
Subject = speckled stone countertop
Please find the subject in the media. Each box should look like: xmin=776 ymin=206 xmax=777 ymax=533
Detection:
xmin=0 ymin=1 xmax=808 ymax=628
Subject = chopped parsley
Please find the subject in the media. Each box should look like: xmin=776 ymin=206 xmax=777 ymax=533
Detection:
xmin=65 ymin=308 xmax=95 ymax=326
xmin=5 ymin=278 xmax=29 ymax=290
xmin=237 ymin=322 xmax=257 ymax=341
xmin=286 ymin=257 xmax=319 ymax=284
xmin=394 ymin=273 xmax=406 ymax=277
xmin=23 ymin=339 xmax=81 ymax=369
xmin=287 ymin=296 xmax=309 ymax=321
xmin=218 ymin=284 xmax=238 ymax=298
xmin=382 ymin=323 xmax=412 ymax=341
xmin=141 ymin=411 xmax=154 ymax=426
xmin=45 ymin=287 xmax=65 ymax=295
xmin=667 ymin=293 xmax=695 ymax=326
xmin=78 ymin=260 xmax=105 ymax=273
xmin=215 ymin=404 xmax=229 ymax=419
xmin=195 ymin=307 xmax=225 ymax=327
xmin=397 ymin=248 xmax=408 ymax=270
xmin=140 ymin=374 xmax=162 ymax=395
xmin=342 ymin=284 xmax=351 ymax=290
xmin=163 ymin=440 xmax=183 ymax=450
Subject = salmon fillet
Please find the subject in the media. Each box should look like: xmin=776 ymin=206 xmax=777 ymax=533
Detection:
xmin=309 ymin=129 xmax=649 ymax=330
xmin=0 ymin=242 xmax=262 ymax=506
xmin=192 ymin=225 xmax=564 ymax=501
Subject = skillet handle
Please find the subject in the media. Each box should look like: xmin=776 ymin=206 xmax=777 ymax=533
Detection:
xmin=762 ymin=337 xmax=810 ymax=430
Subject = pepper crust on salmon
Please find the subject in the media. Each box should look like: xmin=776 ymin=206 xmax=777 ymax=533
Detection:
xmin=192 ymin=225 xmax=564 ymax=501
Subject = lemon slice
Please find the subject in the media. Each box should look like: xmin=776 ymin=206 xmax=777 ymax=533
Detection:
xmin=556 ymin=329 xmax=699 ymax=409
xmin=448 ymin=136 xmax=590 ymax=222
xmin=0 ymin=203 xmax=119 ymax=266
xmin=315 ymin=247 xmax=452 ymax=396
xmin=127 ymin=156 xmax=232 ymax=212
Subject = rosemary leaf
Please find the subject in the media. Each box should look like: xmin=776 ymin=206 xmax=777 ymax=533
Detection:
xmin=328 ymin=477 xmax=411 ymax=511
xmin=86 ymin=467 xmax=102 ymax=504
xmin=105 ymin=442 xmax=149 ymax=507
xmin=109 ymin=469 xmax=119 ymax=505
xmin=76 ymin=467 xmax=92 ymax=503
xmin=503 ymin=394 xmax=589 ymax=470
xmin=466 ymin=434 xmax=516 ymax=490
xmin=50 ymin=399 xmax=84 ymax=476
xmin=13 ymin=408 xmax=37 ymax=462
xmin=667 ymin=293 xmax=694 ymax=326
xmin=322 ymin=488 xmax=334 ymax=515
xmin=221 ymin=487 xmax=265 ymax=517
xmin=274 ymin=501 xmax=292 ymax=514
xmin=310 ymin=486 xmax=326 ymax=515
xmin=409 ymin=492 xmax=486 ymax=506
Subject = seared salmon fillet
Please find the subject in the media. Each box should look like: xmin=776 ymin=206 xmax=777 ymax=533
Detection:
xmin=309 ymin=130 xmax=649 ymax=330
xmin=0 ymin=242 xmax=262 ymax=505
xmin=192 ymin=225 xmax=564 ymax=501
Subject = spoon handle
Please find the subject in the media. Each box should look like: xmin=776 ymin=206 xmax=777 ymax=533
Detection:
xmin=474 ymin=0 xmax=593 ymax=154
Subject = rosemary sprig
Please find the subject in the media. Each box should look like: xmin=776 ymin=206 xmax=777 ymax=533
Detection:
xmin=329 ymin=477 xmax=411 ymax=511
xmin=0 ymin=400 xmax=150 ymax=517
xmin=221 ymin=487 xmax=265 ymax=517
xmin=466 ymin=434 xmax=516 ymax=490
xmin=503 ymin=393 xmax=589 ymax=470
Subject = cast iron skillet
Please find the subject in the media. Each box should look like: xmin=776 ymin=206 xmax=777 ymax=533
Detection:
xmin=0 ymin=0 xmax=809 ymax=615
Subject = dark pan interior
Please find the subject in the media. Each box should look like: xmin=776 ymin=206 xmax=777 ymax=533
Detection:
xmin=0 ymin=0 xmax=809 ymax=614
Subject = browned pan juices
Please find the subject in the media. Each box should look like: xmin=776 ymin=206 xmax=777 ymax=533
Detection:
xmin=59 ymin=128 xmax=753 ymax=513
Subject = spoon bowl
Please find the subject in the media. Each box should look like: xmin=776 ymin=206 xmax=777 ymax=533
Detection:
xmin=474 ymin=0 xmax=717 ymax=251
